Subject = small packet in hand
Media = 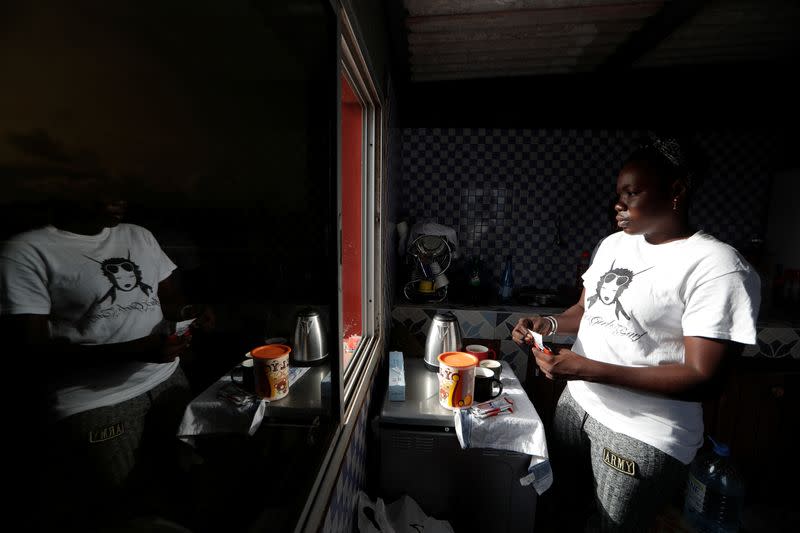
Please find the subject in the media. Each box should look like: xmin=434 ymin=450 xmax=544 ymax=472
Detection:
xmin=175 ymin=319 xmax=196 ymax=337
xmin=529 ymin=330 xmax=555 ymax=355
xmin=167 ymin=319 xmax=195 ymax=346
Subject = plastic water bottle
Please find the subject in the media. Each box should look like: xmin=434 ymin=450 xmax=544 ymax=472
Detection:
xmin=498 ymin=255 xmax=513 ymax=302
xmin=683 ymin=436 xmax=745 ymax=532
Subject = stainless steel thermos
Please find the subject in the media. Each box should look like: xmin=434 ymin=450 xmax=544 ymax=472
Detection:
xmin=293 ymin=309 xmax=327 ymax=364
xmin=423 ymin=311 xmax=462 ymax=371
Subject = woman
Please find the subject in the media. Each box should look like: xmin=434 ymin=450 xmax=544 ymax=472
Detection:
xmin=513 ymin=136 xmax=760 ymax=531
xmin=0 ymin=171 xmax=213 ymax=531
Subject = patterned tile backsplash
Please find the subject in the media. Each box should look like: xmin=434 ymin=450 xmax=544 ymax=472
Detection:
xmin=391 ymin=304 xmax=579 ymax=383
xmin=399 ymin=128 xmax=786 ymax=290
xmin=391 ymin=304 xmax=800 ymax=384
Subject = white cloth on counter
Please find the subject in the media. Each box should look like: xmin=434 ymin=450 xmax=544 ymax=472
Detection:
xmin=176 ymin=366 xmax=310 ymax=446
xmin=454 ymin=361 xmax=552 ymax=495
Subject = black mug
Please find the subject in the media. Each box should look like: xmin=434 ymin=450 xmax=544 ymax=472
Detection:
xmin=474 ymin=367 xmax=503 ymax=403
xmin=230 ymin=359 xmax=255 ymax=392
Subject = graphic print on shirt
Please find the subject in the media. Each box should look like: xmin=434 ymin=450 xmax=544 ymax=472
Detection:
xmin=77 ymin=251 xmax=159 ymax=332
xmin=586 ymin=259 xmax=653 ymax=321
xmin=85 ymin=251 xmax=153 ymax=304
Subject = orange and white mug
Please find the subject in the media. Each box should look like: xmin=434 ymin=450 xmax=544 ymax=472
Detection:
xmin=437 ymin=351 xmax=479 ymax=410
xmin=251 ymin=344 xmax=291 ymax=400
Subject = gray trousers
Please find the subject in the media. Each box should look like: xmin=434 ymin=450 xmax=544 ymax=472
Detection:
xmin=43 ymin=366 xmax=192 ymax=530
xmin=549 ymin=386 xmax=688 ymax=532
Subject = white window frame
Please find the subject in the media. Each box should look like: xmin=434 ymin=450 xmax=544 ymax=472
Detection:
xmin=338 ymin=6 xmax=383 ymax=414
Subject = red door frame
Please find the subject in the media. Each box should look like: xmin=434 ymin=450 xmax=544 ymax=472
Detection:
xmin=341 ymin=73 xmax=362 ymax=339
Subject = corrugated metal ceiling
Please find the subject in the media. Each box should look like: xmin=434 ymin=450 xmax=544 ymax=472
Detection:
xmin=637 ymin=1 xmax=800 ymax=67
xmin=395 ymin=0 xmax=800 ymax=82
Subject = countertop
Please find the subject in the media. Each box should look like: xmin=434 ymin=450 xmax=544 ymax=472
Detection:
xmin=379 ymin=357 xmax=457 ymax=427
xmin=178 ymin=359 xmax=332 ymax=445
xmin=379 ymin=357 xmax=523 ymax=428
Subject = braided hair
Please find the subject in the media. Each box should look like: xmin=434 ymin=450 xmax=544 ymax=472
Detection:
xmin=624 ymin=133 xmax=706 ymax=196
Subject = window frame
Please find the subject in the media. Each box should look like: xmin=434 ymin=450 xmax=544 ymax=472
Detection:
xmin=338 ymin=6 xmax=383 ymax=417
xmin=294 ymin=5 xmax=384 ymax=530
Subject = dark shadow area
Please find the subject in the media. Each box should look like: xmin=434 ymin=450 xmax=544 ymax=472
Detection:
xmin=1 ymin=1 xmax=339 ymax=531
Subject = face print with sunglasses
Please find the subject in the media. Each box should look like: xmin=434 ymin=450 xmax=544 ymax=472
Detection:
xmin=586 ymin=260 xmax=653 ymax=321
xmin=86 ymin=252 xmax=153 ymax=304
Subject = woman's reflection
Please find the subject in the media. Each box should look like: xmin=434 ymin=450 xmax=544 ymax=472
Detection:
xmin=0 ymin=168 xmax=214 ymax=531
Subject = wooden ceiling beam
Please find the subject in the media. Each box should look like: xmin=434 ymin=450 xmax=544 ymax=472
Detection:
xmin=410 ymin=45 xmax=616 ymax=64
xmin=692 ymin=3 xmax=800 ymax=25
xmin=676 ymin=22 xmax=800 ymax=41
xmin=642 ymin=44 xmax=797 ymax=61
xmin=637 ymin=53 xmax=793 ymax=68
xmin=652 ymin=35 xmax=800 ymax=51
xmin=406 ymin=2 xmax=663 ymax=32
xmin=411 ymin=55 xmax=603 ymax=73
xmin=409 ymin=33 xmax=628 ymax=52
xmin=598 ymin=0 xmax=710 ymax=72
xmin=407 ymin=22 xmax=642 ymax=44
xmin=404 ymin=0 xmax=651 ymax=18
xmin=411 ymin=65 xmax=591 ymax=81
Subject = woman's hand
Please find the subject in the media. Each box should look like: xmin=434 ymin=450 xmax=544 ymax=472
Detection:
xmin=159 ymin=332 xmax=193 ymax=363
xmin=531 ymin=346 xmax=588 ymax=381
xmin=180 ymin=304 xmax=216 ymax=332
xmin=511 ymin=316 xmax=553 ymax=344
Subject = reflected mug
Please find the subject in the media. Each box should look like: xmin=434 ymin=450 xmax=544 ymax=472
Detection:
xmin=474 ymin=367 xmax=503 ymax=402
xmin=465 ymin=344 xmax=496 ymax=362
xmin=230 ymin=358 xmax=255 ymax=392
xmin=437 ymin=351 xmax=478 ymax=410
xmin=251 ymin=344 xmax=291 ymax=400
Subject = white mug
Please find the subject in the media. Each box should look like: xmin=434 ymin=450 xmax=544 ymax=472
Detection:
xmin=479 ymin=359 xmax=502 ymax=381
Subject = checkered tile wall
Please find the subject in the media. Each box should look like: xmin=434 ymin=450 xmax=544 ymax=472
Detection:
xmin=399 ymin=128 xmax=785 ymax=291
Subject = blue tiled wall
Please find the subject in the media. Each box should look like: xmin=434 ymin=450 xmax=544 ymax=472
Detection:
xmin=321 ymin=389 xmax=372 ymax=533
xmin=399 ymin=128 xmax=785 ymax=290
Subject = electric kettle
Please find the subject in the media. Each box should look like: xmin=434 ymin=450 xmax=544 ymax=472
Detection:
xmin=423 ymin=311 xmax=462 ymax=371
xmin=293 ymin=309 xmax=327 ymax=365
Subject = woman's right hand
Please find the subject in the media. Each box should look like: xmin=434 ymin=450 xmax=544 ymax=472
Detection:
xmin=134 ymin=333 xmax=191 ymax=364
xmin=512 ymin=316 xmax=553 ymax=344
xmin=160 ymin=331 xmax=192 ymax=363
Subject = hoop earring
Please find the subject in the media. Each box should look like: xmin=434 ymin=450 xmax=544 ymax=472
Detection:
xmin=672 ymin=197 xmax=678 ymax=212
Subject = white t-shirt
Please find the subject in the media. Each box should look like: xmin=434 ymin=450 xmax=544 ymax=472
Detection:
xmin=568 ymin=230 xmax=760 ymax=464
xmin=0 ymin=223 xmax=179 ymax=419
